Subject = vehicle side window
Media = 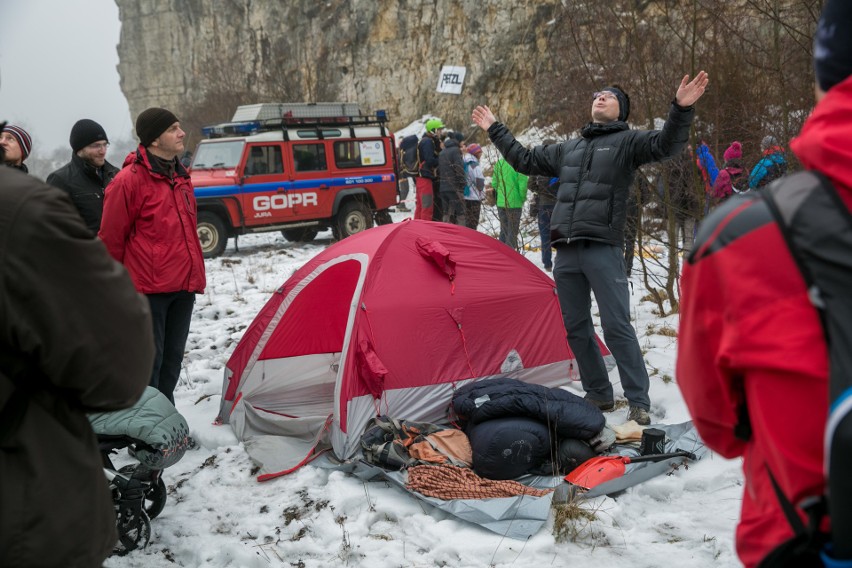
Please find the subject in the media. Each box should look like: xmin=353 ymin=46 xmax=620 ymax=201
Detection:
xmin=334 ymin=140 xmax=387 ymax=169
xmin=245 ymin=145 xmax=283 ymax=176
xmin=293 ymin=144 xmax=327 ymax=172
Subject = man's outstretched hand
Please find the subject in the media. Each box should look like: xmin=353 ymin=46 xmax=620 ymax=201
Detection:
xmin=472 ymin=105 xmax=497 ymax=131
xmin=676 ymin=71 xmax=709 ymax=107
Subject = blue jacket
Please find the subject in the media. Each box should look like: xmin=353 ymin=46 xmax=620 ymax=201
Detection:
xmin=749 ymin=151 xmax=787 ymax=189
xmin=696 ymin=143 xmax=719 ymax=186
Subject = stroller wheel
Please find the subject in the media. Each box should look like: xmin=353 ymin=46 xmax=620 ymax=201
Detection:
xmin=113 ymin=507 xmax=150 ymax=556
xmin=144 ymin=477 xmax=167 ymax=519
xmin=119 ymin=465 xmax=168 ymax=519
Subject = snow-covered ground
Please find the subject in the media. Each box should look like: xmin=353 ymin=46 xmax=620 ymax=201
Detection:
xmin=104 ymin=205 xmax=745 ymax=568
xmin=105 ymin=124 xmax=745 ymax=567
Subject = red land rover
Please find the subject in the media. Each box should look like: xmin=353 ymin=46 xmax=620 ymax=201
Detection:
xmin=190 ymin=102 xmax=400 ymax=257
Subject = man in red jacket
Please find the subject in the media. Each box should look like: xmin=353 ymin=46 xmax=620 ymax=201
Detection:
xmin=100 ymin=107 xmax=206 ymax=403
xmin=676 ymin=2 xmax=852 ymax=565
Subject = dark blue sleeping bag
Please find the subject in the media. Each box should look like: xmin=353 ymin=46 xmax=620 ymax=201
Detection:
xmin=452 ymin=377 xmax=604 ymax=439
xmin=465 ymin=417 xmax=554 ymax=480
xmin=452 ymin=377 xmax=604 ymax=479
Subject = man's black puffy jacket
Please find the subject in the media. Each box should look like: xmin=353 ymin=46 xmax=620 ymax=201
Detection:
xmin=47 ymin=153 xmax=119 ymax=234
xmin=487 ymin=103 xmax=694 ymax=247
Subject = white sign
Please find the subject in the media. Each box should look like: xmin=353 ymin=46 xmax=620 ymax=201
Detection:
xmin=360 ymin=141 xmax=385 ymax=165
xmin=436 ymin=65 xmax=466 ymax=95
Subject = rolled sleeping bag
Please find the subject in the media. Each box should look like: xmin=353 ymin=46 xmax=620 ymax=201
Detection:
xmin=466 ymin=416 xmax=551 ymax=480
xmin=452 ymin=377 xmax=605 ymax=441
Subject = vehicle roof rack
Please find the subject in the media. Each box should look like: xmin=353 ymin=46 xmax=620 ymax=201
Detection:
xmin=201 ymin=103 xmax=388 ymax=139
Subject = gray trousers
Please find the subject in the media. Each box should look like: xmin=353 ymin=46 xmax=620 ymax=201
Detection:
xmin=553 ymin=240 xmax=650 ymax=409
xmin=498 ymin=207 xmax=523 ymax=249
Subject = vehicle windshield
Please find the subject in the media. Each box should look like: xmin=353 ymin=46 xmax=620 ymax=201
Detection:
xmin=191 ymin=140 xmax=245 ymax=170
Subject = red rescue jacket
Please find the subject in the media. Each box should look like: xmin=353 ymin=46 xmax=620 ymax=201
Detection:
xmin=677 ymin=75 xmax=852 ymax=567
xmin=99 ymin=146 xmax=206 ymax=294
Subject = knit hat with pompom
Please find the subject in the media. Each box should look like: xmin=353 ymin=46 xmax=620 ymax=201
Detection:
xmin=723 ymin=141 xmax=742 ymax=162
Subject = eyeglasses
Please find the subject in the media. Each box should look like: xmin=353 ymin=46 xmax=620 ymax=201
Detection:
xmin=88 ymin=142 xmax=109 ymax=151
xmin=592 ymin=91 xmax=618 ymax=101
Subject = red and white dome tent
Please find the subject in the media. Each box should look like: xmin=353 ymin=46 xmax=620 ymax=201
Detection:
xmin=217 ymin=219 xmax=613 ymax=480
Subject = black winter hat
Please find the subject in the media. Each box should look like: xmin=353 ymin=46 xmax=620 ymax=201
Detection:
xmin=70 ymin=119 xmax=108 ymax=153
xmin=604 ymin=86 xmax=631 ymax=122
xmin=814 ymin=0 xmax=852 ymax=93
xmin=136 ymin=107 xmax=179 ymax=147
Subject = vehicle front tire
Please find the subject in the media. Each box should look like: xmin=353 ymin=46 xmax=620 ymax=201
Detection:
xmin=197 ymin=211 xmax=228 ymax=258
xmin=334 ymin=200 xmax=373 ymax=239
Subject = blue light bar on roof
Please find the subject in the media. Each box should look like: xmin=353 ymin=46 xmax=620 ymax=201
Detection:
xmin=201 ymin=120 xmax=262 ymax=137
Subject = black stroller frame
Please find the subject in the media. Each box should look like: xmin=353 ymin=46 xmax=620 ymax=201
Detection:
xmin=99 ymin=435 xmax=169 ymax=555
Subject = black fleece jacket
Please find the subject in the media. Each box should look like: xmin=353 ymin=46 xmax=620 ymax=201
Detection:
xmin=47 ymin=153 xmax=119 ymax=234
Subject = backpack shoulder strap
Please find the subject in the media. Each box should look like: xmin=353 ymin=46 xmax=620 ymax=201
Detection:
xmin=760 ymin=466 xmax=828 ymax=567
xmin=414 ymin=143 xmax=423 ymax=175
xmin=759 ymin=170 xmax=852 ymax=357
xmin=760 ymin=170 xmax=852 ymax=561
xmin=759 ymin=172 xmax=831 ymax=311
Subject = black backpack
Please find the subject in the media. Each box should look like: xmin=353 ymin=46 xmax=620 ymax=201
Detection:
xmin=757 ymin=171 xmax=852 ymax=567
xmin=398 ymin=134 xmax=420 ymax=178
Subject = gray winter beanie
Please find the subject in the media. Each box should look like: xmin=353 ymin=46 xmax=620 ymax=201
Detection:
xmin=761 ymin=135 xmax=779 ymax=152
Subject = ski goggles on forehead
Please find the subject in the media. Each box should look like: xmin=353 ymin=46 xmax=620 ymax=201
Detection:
xmin=592 ymin=91 xmax=618 ymax=101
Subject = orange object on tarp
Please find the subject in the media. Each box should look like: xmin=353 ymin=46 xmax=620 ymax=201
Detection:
xmin=565 ymin=450 xmax=697 ymax=490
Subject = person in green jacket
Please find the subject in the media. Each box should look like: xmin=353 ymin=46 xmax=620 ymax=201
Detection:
xmin=491 ymin=158 xmax=528 ymax=249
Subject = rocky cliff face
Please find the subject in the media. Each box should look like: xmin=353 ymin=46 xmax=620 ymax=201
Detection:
xmin=116 ymin=0 xmax=561 ymax=138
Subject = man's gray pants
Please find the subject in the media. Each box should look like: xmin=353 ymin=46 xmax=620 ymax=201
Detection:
xmin=498 ymin=207 xmax=523 ymax=249
xmin=553 ymin=240 xmax=650 ymax=409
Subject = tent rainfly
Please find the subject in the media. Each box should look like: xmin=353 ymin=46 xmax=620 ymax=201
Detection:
xmin=218 ymin=220 xmax=613 ymax=480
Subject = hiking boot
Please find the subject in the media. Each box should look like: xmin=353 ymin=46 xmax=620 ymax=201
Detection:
xmin=584 ymin=395 xmax=615 ymax=412
xmin=627 ymin=406 xmax=651 ymax=426
xmin=544 ymin=265 xmax=552 ymax=273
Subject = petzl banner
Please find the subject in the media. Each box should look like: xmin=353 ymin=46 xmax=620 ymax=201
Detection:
xmin=436 ymin=66 xmax=466 ymax=95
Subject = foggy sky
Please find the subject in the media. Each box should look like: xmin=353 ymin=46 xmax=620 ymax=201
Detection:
xmin=0 ymin=0 xmax=132 ymax=153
